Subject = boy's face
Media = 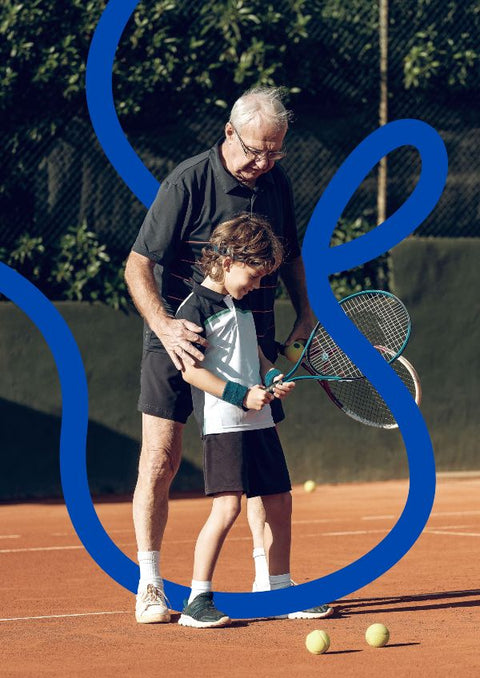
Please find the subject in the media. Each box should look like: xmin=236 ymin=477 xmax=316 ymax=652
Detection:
xmin=223 ymin=261 xmax=265 ymax=299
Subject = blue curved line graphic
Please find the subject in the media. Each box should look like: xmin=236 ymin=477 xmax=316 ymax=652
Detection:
xmin=80 ymin=1 xmax=445 ymax=619
xmin=0 ymin=249 xmax=437 ymax=618
xmin=0 ymin=262 xmax=144 ymax=593
xmin=86 ymin=0 xmax=159 ymax=208
xmin=304 ymin=119 xmax=448 ymax=271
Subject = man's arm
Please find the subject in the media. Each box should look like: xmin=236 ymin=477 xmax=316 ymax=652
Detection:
xmin=279 ymin=255 xmax=316 ymax=345
xmin=124 ymin=251 xmax=206 ymax=370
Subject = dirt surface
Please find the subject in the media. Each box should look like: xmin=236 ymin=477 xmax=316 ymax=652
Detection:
xmin=1 ymin=475 xmax=479 ymax=677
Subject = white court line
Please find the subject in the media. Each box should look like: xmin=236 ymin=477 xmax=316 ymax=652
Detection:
xmin=362 ymin=510 xmax=480 ymax=521
xmin=322 ymin=529 xmax=389 ymax=537
xmin=51 ymin=529 xmax=131 ymax=537
xmin=0 ymin=535 xmax=20 ymax=540
xmin=0 ymin=611 xmax=129 ymax=623
xmin=4 ymin=520 xmax=480 ymax=555
xmin=427 ymin=525 xmax=470 ymax=529
xmin=174 ymin=519 xmax=345 ymax=529
xmin=0 ymin=544 xmax=136 ymax=554
xmin=430 ymin=511 xmax=480 ymax=517
xmin=0 ymin=545 xmax=86 ymax=554
xmin=424 ymin=530 xmax=480 ymax=537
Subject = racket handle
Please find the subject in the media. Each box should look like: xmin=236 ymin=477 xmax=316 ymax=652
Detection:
xmin=266 ymin=379 xmax=283 ymax=394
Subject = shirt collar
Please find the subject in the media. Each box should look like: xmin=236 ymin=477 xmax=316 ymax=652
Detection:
xmin=210 ymin=139 xmax=275 ymax=194
xmin=193 ymin=280 xmax=227 ymax=303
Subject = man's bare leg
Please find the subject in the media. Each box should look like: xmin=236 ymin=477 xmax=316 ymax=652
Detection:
xmin=133 ymin=414 xmax=183 ymax=623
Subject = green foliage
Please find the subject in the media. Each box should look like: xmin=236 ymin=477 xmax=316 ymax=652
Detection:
xmin=329 ymin=214 xmax=390 ymax=299
xmin=398 ymin=1 xmax=479 ymax=91
xmin=50 ymin=221 xmax=111 ymax=301
xmin=275 ymin=213 xmax=390 ymax=301
xmin=115 ymin=0 xmax=316 ymax=119
xmin=0 ymin=222 xmax=129 ymax=311
xmin=0 ymin=1 xmax=104 ymax=121
xmin=1 ymin=0 xmax=479 ymax=129
xmin=6 ymin=234 xmax=45 ymax=279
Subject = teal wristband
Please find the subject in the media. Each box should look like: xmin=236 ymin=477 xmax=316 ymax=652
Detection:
xmin=264 ymin=368 xmax=282 ymax=388
xmin=222 ymin=380 xmax=249 ymax=410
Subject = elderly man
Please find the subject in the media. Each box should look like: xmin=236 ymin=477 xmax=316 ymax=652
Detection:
xmin=125 ymin=87 xmax=331 ymax=624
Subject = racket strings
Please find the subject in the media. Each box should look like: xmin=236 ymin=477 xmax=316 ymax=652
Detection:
xmin=305 ymin=292 xmax=410 ymax=379
xmin=326 ymin=351 xmax=421 ymax=429
xmin=342 ymin=292 xmax=410 ymax=354
xmin=308 ymin=328 xmax=361 ymax=379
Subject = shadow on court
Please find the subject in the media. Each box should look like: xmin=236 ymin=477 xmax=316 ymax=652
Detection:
xmin=0 ymin=398 xmax=203 ymax=500
xmin=336 ymin=589 xmax=480 ymax=616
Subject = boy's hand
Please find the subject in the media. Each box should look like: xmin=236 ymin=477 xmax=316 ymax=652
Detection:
xmin=244 ymin=385 xmax=274 ymax=411
xmin=271 ymin=374 xmax=296 ymax=400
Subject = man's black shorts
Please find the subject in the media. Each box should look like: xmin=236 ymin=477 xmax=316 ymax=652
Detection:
xmin=203 ymin=427 xmax=291 ymax=498
xmin=138 ymin=349 xmax=285 ymax=425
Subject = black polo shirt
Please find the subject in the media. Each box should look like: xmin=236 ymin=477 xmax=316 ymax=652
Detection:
xmin=132 ymin=139 xmax=300 ymax=360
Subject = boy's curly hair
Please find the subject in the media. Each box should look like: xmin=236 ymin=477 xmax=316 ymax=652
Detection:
xmin=200 ymin=214 xmax=284 ymax=282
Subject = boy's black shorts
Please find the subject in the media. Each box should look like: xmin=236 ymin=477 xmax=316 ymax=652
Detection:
xmin=138 ymin=349 xmax=285 ymax=425
xmin=203 ymin=427 xmax=291 ymax=498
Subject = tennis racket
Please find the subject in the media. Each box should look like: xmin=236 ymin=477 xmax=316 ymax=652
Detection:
xmin=317 ymin=346 xmax=421 ymax=429
xmin=269 ymin=290 xmax=411 ymax=391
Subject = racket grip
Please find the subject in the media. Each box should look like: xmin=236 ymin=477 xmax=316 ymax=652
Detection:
xmin=266 ymin=380 xmax=283 ymax=394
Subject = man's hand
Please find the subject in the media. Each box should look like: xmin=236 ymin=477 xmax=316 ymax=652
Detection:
xmin=156 ymin=317 xmax=207 ymax=370
xmin=284 ymin=313 xmax=315 ymax=348
xmin=244 ymin=385 xmax=274 ymax=411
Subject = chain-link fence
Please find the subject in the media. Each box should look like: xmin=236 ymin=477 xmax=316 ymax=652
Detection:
xmin=1 ymin=1 xmax=479 ymax=257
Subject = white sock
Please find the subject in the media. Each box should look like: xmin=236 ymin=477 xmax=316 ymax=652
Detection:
xmin=188 ymin=580 xmax=212 ymax=604
xmin=269 ymin=573 xmax=291 ymax=590
xmin=253 ymin=548 xmax=270 ymax=591
xmin=137 ymin=551 xmax=163 ymax=593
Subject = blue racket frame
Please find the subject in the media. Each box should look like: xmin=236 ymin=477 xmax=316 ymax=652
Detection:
xmin=271 ymin=290 xmax=411 ymax=389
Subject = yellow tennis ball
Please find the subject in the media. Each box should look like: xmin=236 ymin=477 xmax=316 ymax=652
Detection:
xmin=304 ymin=480 xmax=317 ymax=493
xmin=284 ymin=341 xmax=305 ymax=363
xmin=305 ymin=629 xmax=330 ymax=655
xmin=365 ymin=623 xmax=390 ymax=647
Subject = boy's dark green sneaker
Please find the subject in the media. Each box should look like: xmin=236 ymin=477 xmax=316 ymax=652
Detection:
xmin=178 ymin=592 xmax=231 ymax=629
xmin=288 ymin=603 xmax=334 ymax=619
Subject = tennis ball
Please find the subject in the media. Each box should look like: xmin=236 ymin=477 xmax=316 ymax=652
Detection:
xmin=284 ymin=340 xmax=305 ymax=363
xmin=305 ymin=629 xmax=330 ymax=655
xmin=304 ymin=480 xmax=317 ymax=493
xmin=365 ymin=623 xmax=390 ymax=647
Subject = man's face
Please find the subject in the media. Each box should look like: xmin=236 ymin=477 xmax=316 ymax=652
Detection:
xmin=223 ymin=119 xmax=287 ymax=185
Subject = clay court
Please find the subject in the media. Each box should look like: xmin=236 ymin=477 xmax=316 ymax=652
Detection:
xmin=1 ymin=474 xmax=479 ymax=677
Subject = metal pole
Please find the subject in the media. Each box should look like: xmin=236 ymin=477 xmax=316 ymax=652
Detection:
xmin=378 ymin=0 xmax=388 ymax=226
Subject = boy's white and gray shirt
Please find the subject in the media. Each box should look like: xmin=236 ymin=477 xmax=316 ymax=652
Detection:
xmin=176 ymin=282 xmax=274 ymax=435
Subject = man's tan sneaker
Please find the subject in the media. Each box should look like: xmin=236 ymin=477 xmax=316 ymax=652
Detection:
xmin=135 ymin=584 xmax=171 ymax=623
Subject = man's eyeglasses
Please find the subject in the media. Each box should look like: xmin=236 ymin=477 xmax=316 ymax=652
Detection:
xmin=230 ymin=123 xmax=286 ymax=162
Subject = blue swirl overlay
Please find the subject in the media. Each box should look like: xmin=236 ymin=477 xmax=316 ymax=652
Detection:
xmin=0 ymin=0 xmax=448 ymax=618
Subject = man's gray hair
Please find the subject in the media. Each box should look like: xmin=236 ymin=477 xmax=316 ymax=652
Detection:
xmin=229 ymin=87 xmax=293 ymax=132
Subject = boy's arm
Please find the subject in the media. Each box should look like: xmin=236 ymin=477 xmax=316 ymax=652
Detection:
xmin=181 ymin=361 xmax=274 ymax=412
xmin=258 ymin=346 xmax=277 ymax=383
xmin=181 ymin=362 xmax=229 ymax=399
xmin=258 ymin=346 xmax=296 ymax=399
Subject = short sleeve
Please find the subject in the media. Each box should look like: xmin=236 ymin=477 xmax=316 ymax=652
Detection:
xmin=279 ymin=169 xmax=301 ymax=263
xmin=131 ymin=180 xmax=191 ymax=267
xmin=175 ymin=298 xmax=207 ymax=355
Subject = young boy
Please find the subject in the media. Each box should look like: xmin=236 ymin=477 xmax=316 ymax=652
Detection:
xmin=174 ymin=214 xmax=297 ymax=628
